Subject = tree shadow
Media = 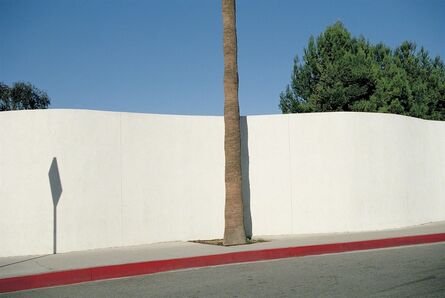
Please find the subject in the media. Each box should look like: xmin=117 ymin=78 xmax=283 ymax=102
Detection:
xmin=48 ymin=157 xmax=62 ymax=254
xmin=240 ymin=117 xmax=252 ymax=238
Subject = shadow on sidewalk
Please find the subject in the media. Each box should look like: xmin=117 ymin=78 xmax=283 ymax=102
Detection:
xmin=0 ymin=255 xmax=48 ymax=269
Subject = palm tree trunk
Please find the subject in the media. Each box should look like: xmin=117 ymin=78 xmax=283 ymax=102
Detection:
xmin=222 ymin=0 xmax=246 ymax=246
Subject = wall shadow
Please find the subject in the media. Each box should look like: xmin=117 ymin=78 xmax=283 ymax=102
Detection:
xmin=48 ymin=157 xmax=62 ymax=254
xmin=240 ymin=117 xmax=253 ymax=238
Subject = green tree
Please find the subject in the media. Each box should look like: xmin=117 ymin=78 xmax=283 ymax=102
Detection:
xmin=0 ymin=82 xmax=51 ymax=111
xmin=280 ymin=22 xmax=445 ymax=120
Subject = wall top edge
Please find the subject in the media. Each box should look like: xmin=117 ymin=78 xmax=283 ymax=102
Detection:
xmin=0 ymin=108 xmax=443 ymax=123
xmin=0 ymin=109 xmax=223 ymax=119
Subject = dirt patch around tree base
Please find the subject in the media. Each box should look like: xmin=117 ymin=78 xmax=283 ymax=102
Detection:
xmin=190 ymin=238 xmax=268 ymax=246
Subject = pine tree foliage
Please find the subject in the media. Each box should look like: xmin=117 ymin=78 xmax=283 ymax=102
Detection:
xmin=279 ymin=22 xmax=445 ymax=120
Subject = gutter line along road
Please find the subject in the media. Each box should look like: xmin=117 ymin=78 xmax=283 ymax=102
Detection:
xmin=5 ymin=242 xmax=445 ymax=297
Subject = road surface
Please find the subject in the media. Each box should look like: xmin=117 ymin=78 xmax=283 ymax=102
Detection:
xmin=4 ymin=243 xmax=445 ymax=297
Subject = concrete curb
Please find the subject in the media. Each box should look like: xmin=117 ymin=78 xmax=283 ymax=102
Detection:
xmin=1 ymin=233 xmax=445 ymax=293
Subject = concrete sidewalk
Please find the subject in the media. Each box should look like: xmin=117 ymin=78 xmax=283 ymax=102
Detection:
xmin=1 ymin=221 xmax=445 ymax=293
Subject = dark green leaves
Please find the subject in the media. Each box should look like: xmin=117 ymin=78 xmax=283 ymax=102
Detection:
xmin=280 ymin=21 xmax=445 ymax=120
xmin=0 ymin=82 xmax=50 ymax=111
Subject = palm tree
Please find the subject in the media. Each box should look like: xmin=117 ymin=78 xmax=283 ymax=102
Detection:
xmin=222 ymin=0 xmax=246 ymax=246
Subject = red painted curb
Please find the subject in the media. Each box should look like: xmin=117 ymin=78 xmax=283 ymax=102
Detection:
xmin=1 ymin=232 xmax=444 ymax=293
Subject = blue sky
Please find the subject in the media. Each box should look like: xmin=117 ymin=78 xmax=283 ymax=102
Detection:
xmin=1 ymin=0 xmax=444 ymax=116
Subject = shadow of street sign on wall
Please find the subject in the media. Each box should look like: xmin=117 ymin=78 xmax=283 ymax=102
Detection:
xmin=48 ymin=157 xmax=62 ymax=254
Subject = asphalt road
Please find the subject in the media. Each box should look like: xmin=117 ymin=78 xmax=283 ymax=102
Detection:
xmin=4 ymin=243 xmax=445 ymax=297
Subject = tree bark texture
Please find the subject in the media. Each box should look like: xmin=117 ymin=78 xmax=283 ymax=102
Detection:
xmin=222 ymin=0 xmax=246 ymax=246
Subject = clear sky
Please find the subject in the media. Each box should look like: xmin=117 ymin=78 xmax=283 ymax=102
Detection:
xmin=1 ymin=0 xmax=444 ymax=116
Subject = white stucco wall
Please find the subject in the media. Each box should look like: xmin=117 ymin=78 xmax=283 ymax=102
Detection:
xmin=0 ymin=110 xmax=224 ymax=256
xmin=120 ymin=113 xmax=225 ymax=246
xmin=0 ymin=109 xmax=444 ymax=257
xmin=246 ymin=113 xmax=445 ymax=236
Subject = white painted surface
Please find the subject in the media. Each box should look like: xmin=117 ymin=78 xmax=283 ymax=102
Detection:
xmin=243 ymin=115 xmax=293 ymax=236
xmin=120 ymin=113 xmax=225 ymax=246
xmin=0 ymin=110 xmax=444 ymax=257
xmin=246 ymin=112 xmax=445 ymax=236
